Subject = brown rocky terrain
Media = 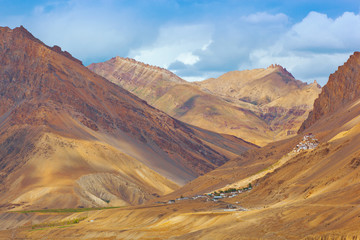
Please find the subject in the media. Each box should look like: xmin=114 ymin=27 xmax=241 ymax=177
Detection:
xmin=6 ymin=52 xmax=360 ymax=239
xmin=89 ymin=59 xmax=321 ymax=146
xmin=300 ymin=51 xmax=360 ymax=132
xmin=0 ymin=26 xmax=254 ymax=210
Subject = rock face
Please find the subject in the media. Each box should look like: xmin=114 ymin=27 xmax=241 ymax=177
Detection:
xmin=299 ymin=52 xmax=360 ymax=132
xmin=0 ymin=26 xmax=253 ymax=209
xmin=90 ymin=58 xmax=321 ymax=146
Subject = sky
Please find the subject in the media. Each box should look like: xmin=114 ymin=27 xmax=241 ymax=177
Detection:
xmin=1 ymin=0 xmax=360 ymax=85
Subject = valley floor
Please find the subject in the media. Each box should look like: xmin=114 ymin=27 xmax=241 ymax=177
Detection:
xmin=2 ymin=193 xmax=360 ymax=240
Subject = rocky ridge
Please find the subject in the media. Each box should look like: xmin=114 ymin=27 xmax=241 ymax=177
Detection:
xmin=300 ymin=52 xmax=360 ymax=132
xmin=88 ymin=56 xmax=186 ymax=104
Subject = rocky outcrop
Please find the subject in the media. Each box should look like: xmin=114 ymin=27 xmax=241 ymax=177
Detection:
xmin=268 ymin=63 xmax=295 ymax=79
xmin=299 ymin=52 xmax=360 ymax=132
xmin=50 ymin=45 xmax=83 ymax=65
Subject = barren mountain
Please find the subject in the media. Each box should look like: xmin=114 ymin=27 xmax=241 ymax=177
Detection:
xmin=299 ymin=51 xmax=360 ymax=132
xmin=10 ymin=52 xmax=360 ymax=239
xmin=198 ymin=64 xmax=302 ymax=104
xmin=198 ymin=64 xmax=322 ymax=141
xmin=0 ymin=26 xmax=254 ymax=210
xmin=89 ymin=59 xmax=321 ymax=146
xmin=87 ymin=57 xmax=185 ymax=104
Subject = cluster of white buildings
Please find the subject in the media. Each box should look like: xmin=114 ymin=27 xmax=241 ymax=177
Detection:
xmin=293 ymin=133 xmax=319 ymax=153
xmin=163 ymin=188 xmax=252 ymax=204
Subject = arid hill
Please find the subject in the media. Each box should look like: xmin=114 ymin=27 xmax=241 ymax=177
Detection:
xmin=0 ymin=26 xmax=254 ymax=210
xmin=9 ymin=52 xmax=360 ymax=239
xmin=89 ymin=59 xmax=321 ymax=146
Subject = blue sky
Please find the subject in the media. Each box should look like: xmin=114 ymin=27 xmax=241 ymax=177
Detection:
xmin=1 ymin=0 xmax=360 ymax=85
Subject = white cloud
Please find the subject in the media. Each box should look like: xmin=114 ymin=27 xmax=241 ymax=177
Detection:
xmin=166 ymin=11 xmax=360 ymax=85
xmin=130 ymin=24 xmax=212 ymax=68
xmin=201 ymin=40 xmax=213 ymax=51
xmin=249 ymin=50 xmax=351 ymax=83
xmin=247 ymin=11 xmax=360 ymax=85
xmin=283 ymin=11 xmax=360 ymax=51
xmin=176 ymin=52 xmax=200 ymax=65
xmin=167 ymin=12 xmax=289 ymax=79
xmin=182 ymin=76 xmax=206 ymax=82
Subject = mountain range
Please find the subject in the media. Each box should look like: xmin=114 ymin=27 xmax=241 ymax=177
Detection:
xmin=18 ymin=50 xmax=359 ymax=240
xmin=1 ymin=26 xmax=360 ymax=239
xmin=89 ymin=58 xmax=321 ymax=146
xmin=0 ymin=26 xmax=253 ymax=210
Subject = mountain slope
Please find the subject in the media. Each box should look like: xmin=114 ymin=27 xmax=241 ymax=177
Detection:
xmin=0 ymin=26 xmax=254 ymax=210
xmin=89 ymin=59 xmax=321 ymax=146
xmin=299 ymin=51 xmax=360 ymax=132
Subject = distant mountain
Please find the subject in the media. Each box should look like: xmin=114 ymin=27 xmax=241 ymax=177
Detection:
xmin=89 ymin=60 xmax=321 ymax=146
xmin=198 ymin=64 xmax=301 ymax=105
xmin=0 ymin=26 xmax=253 ymax=210
xmin=88 ymin=57 xmax=185 ymax=104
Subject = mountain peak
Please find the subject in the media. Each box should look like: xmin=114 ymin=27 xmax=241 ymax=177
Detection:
xmin=311 ymin=79 xmax=321 ymax=88
xmin=268 ymin=64 xmax=295 ymax=79
xmin=110 ymin=56 xmax=185 ymax=83
xmin=13 ymin=25 xmax=36 ymax=37
xmin=1 ymin=26 xmax=82 ymax=66
xmin=268 ymin=63 xmax=283 ymax=69
xmin=299 ymin=51 xmax=360 ymax=132
xmin=14 ymin=25 xmax=33 ymax=35
xmin=88 ymin=56 xmax=186 ymax=87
